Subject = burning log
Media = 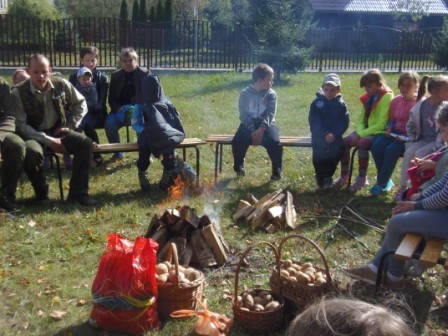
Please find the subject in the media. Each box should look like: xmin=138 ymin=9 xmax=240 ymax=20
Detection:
xmin=145 ymin=206 xmax=229 ymax=268
xmin=233 ymin=189 xmax=298 ymax=232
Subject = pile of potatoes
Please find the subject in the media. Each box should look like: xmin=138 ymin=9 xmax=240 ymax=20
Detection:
xmin=236 ymin=290 xmax=281 ymax=313
xmin=279 ymin=260 xmax=327 ymax=286
xmin=155 ymin=261 xmax=202 ymax=285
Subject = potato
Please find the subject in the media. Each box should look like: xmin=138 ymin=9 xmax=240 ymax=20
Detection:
xmin=168 ymin=270 xmax=184 ymax=283
xmin=253 ymin=304 xmax=264 ymax=312
xmin=292 ymin=263 xmax=302 ymax=271
xmin=305 ymin=267 xmax=316 ymax=274
xmin=163 ymin=261 xmax=172 ymax=269
xmin=187 ymin=270 xmax=201 ymax=282
xmin=315 ymin=277 xmax=327 ymax=285
xmin=156 ymin=263 xmax=169 ymax=275
xmin=253 ymin=296 xmax=263 ymax=305
xmin=258 ymin=290 xmax=271 ymax=298
xmin=288 ymin=276 xmax=297 ymax=282
xmin=280 ymin=269 xmax=290 ymax=277
xmin=262 ymin=294 xmax=273 ymax=306
xmin=239 ymin=307 xmax=250 ymax=312
xmin=265 ymin=301 xmax=280 ymax=311
xmin=237 ymin=295 xmax=243 ymax=305
xmin=183 ymin=267 xmax=195 ymax=277
xmin=287 ymin=267 xmax=297 ymax=276
xmin=179 ymin=278 xmax=190 ymax=285
xmin=296 ymin=271 xmax=311 ymax=284
xmin=301 ymin=262 xmax=313 ymax=269
xmin=157 ymin=273 xmax=168 ymax=283
xmin=248 ymin=290 xmax=258 ymax=297
xmin=305 ymin=270 xmax=316 ymax=282
xmin=282 ymin=259 xmax=292 ymax=268
xmin=243 ymin=294 xmax=254 ymax=309
xmin=177 ymin=265 xmax=186 ymax=273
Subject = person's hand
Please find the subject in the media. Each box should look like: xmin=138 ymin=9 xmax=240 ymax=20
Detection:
xmin=49 ymin=138 xmax=67 ymax=154
xmin=349 ymin=134 xmax=361 ymax=147
xmin=409 ymin=192 xmax=421 ymax=201
xmin=325 ymin=133 xmax=335 ymax=143
xmin=384 ymin=129 xmax=392 ymax=138
xmin=53 ymin=127 xmax=69 ymax=137
xmin=251 ymin=128 xmax=265 ymax=146
xmin=415 ymin=159 xmax=436 ymax=173
xmin=392 ymin=201 xmax=415 ymax=215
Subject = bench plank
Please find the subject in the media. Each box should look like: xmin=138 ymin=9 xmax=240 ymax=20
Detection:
xmin=420 ymin=237 xmax=445 ymax=267
xmin=394 ymin=233 xmax=423 ymax=260
xmin=93 ymin=138 xmax=205 ymax=153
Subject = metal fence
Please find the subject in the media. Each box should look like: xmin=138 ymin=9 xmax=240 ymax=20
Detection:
xmin=0 ymin=14 xmax=443 ymax=71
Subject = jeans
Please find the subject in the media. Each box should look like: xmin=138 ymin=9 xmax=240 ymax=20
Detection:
xmin=371 ymin=135 xmax=405 ymax=187
xmin=105 ymin=110 xmax=127 ymax=144
xmin=232 ymin=123 xmax=283 ymax=177
xmin=371 ymin=208 xmax=448 ymax=277
xmin=136 ymin=131 xmax=175 ymax=172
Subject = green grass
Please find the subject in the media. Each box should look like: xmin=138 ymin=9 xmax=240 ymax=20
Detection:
xmin=0 ymin=71 xmax=447 ymax=335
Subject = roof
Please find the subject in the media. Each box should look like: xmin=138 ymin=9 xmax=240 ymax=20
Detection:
xmin=309 ymin=0 xmax=448 ymax=15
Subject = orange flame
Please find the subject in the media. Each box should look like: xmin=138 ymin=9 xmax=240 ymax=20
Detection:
xmin=168 ymin=175 xmax=186 ymax=200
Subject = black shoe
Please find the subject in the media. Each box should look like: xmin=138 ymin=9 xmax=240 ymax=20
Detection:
xmin=67 ymin=193 xmax=97 ymax=207
xmin=34 ymin=195 xmax=50 ymax=206
xmin=0 ymin=194 xmax=16 ymax=211
xmin=235 ymin=169 xmax=245 ymax=177
xmin=159 ymin=169 xmax=176 ymax=191
xmin=270 ymin=174 xmax=281 ymax=182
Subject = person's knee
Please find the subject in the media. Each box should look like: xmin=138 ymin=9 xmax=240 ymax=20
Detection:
xmin=3 ymin=134 xmax=26 ymax=159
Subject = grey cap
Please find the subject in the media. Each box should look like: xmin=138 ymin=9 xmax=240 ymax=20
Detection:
xmin=323 ymin=73 xmax=341 ymax=87
xmin=77 ymin=66 xmax=92 ymax=77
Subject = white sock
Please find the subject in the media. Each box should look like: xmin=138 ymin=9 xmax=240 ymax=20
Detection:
xmin=386 ymin=272 xmax=404 ymax=281
xmin=368 ymin=264 xmax=378 ymax=273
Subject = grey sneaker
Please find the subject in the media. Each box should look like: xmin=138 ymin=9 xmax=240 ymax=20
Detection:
xmin=349 ymin=176 xmax=369 ymax=193
xmin=384 ymin=276 xmax=406 ymax=291
xmin=138 ymin=170 xmax=151 ymax=191
xmin=343 ymin=266 xmax=377 ymax=285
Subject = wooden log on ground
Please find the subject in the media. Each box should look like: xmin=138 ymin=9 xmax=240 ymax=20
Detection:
xmin=171 ymin=237 xmax=187 ymax=264
xmin=144 ymin=214 xmax=161 ymax=238
xmin=198 ymin=215 xmax=211 ymax=229
xmin=246 ymin=193 xmax=258 ymax=205
xmin=150 ymin=226 xmax=169 ymax=246
xmin=181 ymin=205 xmax=200 ymax=228
xmin=161 ymin=208 xmax=181 ymax=225
xmin=285 ymin=191 xmax=298 ymax=230
xmin=265 ymin=223 xmax=277 ymax=234
xmin=190 ymin=229 xmax=217 ymax=267
xmin=201 ymin=225 xmax=228 ymax=266
xmin=237 ymin=200 xmax=251 ymax=213
xmin=246 ymin=190 xmax=284 ymax=221
xmin=233 ymin=204 xmax=255 ymax=221
xmin=268 ymin=204 xmax=285 ymax=220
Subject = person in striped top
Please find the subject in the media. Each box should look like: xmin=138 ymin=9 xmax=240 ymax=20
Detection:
xmin=343 ymin=104 xmax=448 ymax=290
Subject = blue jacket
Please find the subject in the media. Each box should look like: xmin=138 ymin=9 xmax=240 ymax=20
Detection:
xmin=309 ymin=89 xmax=349 ymax=158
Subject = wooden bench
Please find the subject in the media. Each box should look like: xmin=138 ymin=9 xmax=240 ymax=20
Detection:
xmin=93 ymin=137 xmax=206 ymax=187
xmin=375 ymin=233 xmax=447 ymax=287
xmin=206 ymin=134 xmax=312 ymax=184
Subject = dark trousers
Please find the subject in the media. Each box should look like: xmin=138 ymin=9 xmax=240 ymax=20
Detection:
xmin=1 ymin=131 xmax=93 ymax=199
xmin=76 ymin=112 xmax=104 ymax=159
xmin=312 ymin=138 xmax=345 ymax=180
xmin=136 ymin=131 xmax=175 ymax=172
xmin=231 ymin=123 xmax=283 ymax=177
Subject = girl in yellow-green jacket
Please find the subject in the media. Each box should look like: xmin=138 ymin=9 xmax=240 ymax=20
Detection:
xmin=334 ymin=69 xmax=393 ymax=192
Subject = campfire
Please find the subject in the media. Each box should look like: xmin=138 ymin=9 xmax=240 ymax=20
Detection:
xmin=144 ymin=205 xmax=229 ymax=267
xmin=233 ymin=189 xmax=298 ymax=233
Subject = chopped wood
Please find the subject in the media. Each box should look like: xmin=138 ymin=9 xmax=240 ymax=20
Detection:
xmin=285 ymin=191 xmax=298 ymax=230
xmin=246 ymin=193 xmax=258 ymax=205
xmin=182 ymin=243 xmax=194 ymax=267
xmin=247 ymin=192 xmax=285 ymax=222
xmin=201 ymin=225 xmax=228 ymax=265
xmin=265 ymin=224 xmax=277 ymax=234
xmin=144 ymin=214 xmax=161 ymax=238
xmin=151 ymin=227 xmax=169 ymax=246
xmin=268 ymin=204 xmax=285 ymax=220
xmin=161 ymin=208 xmax=181 ymax=225
xmin=232 ymin=204 xmax=254 ymax=221
xmin=237 ymin=200 xmax=251 ymax=213
xmin=190 ymin=229 xmax=217 ymax=267
xmin=181 ymin=206 xmax=200 ymax=228
xmin=171 ymin=237 xmax=187 ymax=264
xmin=198 ymin=215 xmax=211 ymax=229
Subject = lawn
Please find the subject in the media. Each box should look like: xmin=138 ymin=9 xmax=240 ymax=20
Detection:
xmin=0 ymin=70 xmax=447 ymax=336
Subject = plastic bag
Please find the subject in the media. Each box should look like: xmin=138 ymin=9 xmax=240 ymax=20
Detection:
xmin=90 ymin=234 xmax=160 ymax=335
xmin=171 ymin=299 xmax=233 ymax=336
xmin=407 ymin=150 xmax=445 ymax=198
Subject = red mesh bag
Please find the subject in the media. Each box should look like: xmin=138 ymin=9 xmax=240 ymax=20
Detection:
xmin=90 ymin=234 xmax=159 ymax=335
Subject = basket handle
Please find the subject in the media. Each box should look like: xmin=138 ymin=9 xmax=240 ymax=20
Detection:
xmin=233 ymin=241 xmax=280 ymax=307
xmin=278 ymin=234 xmax=332 ymax=286
xmin=165 ymin=243 xmax=180 ymax=286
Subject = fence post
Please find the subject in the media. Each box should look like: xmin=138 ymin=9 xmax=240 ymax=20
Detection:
xmin=47 ymin=19 xmax=53 ymax=66
xmin=233 ymin=23 xmax=240 ymax=71
xmin=398 ymin=30 xmax=404 ymax=73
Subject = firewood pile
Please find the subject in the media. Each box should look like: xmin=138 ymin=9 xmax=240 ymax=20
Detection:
xmin=233 ymin=189 xmax=297 ymax=233
xmin=144 ymin=206 xmax=230 ymax=268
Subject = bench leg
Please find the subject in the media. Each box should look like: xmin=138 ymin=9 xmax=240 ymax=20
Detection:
xmin=194 ymin=146 xmax=200 ymax=188
xmin=347 ymin=147 xmax=358 ymax=189
xmin=214 ymin=143 xmax=219 ymax=185
xmin=47 ymin=153 xmax=64 ymax=200
xmin=182 ymin=148 xmax=186 ymax=162
xmin=219 ymin=143 xmax=224 ymax=173
xmin=376 ymin=249 xmax=396 ymax=287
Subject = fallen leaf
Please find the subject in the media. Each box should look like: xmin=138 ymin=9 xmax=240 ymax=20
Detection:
xmin=50 ymin=310 xmax=67 ymax=320
xmin=37 ymin=310 xmax=45 ymax=317
xmin=76 ymin=299 xmax=87 ymax=306
xmin=213 ymin=199 xmax=219 ymax=204
xmin=51 ymin=296 xmax=61 ymax=305
xmin=28 ymin=220 xmax=36 ymax=227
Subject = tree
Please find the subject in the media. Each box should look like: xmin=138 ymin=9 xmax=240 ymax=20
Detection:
xmin=139 ymin=0 xmax=147 ymax=22
xmin=8 ymin=0 xmax=61 ymax=19
xmin=164 ymin=0 xmax=174 ymax=22
xmin=149 ymin=5 xmax=156 ymax=23
xmin=250 ymin=0 xmax=314 ymax=79
xmin=389 ymin=0 xmax=430 ymax=22
xmin=120 ymin=0 xmax=129 ymax=21
xmin=433 ymin=18 xmax=448 ymax=70
xmin=53 ymin=0 xmax=122 ymax=18
xmin=203 ymin=0 xmax=233 ymax=26
xmin=132 ymin=0 xmax=139 ymax=21
xmin=156 ymin=0 xmax=164 ymax=22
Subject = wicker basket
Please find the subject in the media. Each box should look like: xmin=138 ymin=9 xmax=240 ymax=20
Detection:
xmin=269 ymin=234 xmax=335 ymax=308
xmin=233 ymin=241 xmax=285 ymax=334
xmin=157 ymin=243 xmax=204 ymax=320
